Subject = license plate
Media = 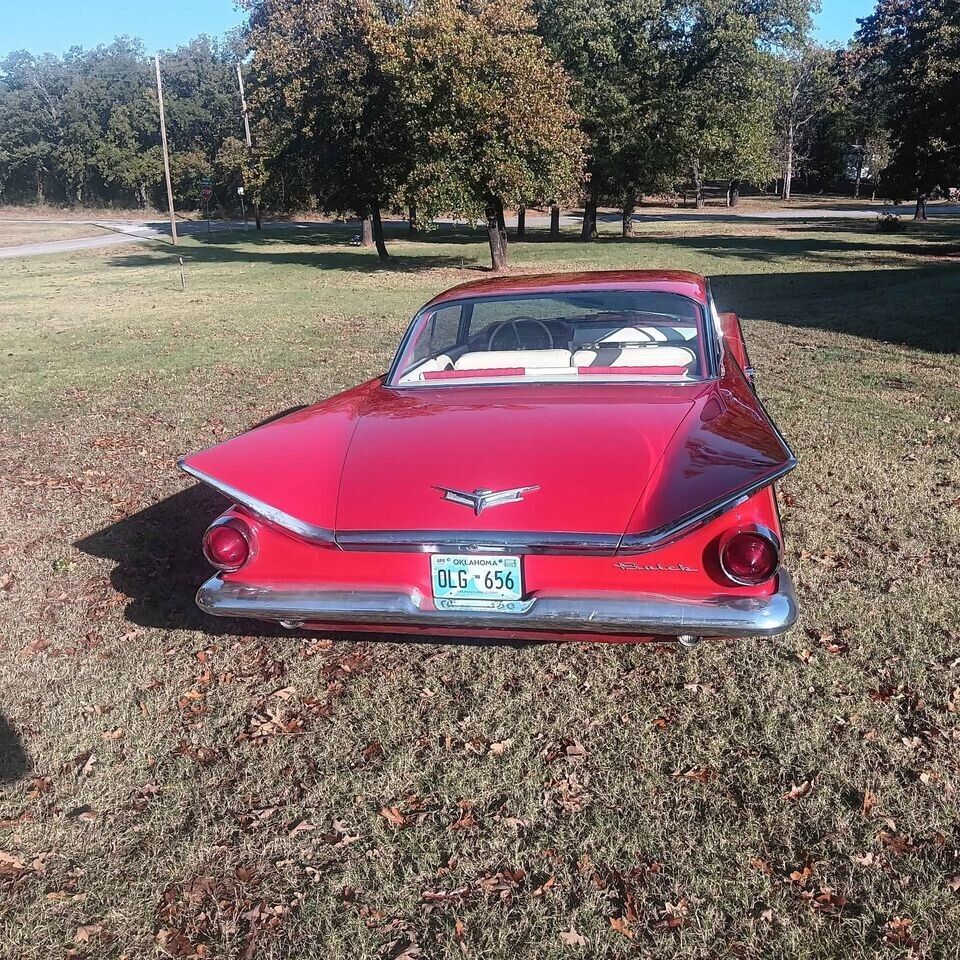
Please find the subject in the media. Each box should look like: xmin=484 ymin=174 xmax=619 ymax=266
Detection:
xmin=430 ymin=554 xmax=523 ymax=611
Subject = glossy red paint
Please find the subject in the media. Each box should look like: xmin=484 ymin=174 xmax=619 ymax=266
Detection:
xmin=179 ymin=270 xmax=796 ymax=642
xmin=422 ymin=269 xmax=711 ymax=309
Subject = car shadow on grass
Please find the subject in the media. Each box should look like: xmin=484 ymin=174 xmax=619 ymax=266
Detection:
xmin=75 ymin=482 xmax=532 ymax=648
xmin=0 ymin=714 xmax=29 ymax=784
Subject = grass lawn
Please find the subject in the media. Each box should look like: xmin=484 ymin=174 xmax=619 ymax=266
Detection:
xmin=0 ymin=221 xmax=114 ymax=248
xmin=1 ymin=216 xmax=959 ymax=959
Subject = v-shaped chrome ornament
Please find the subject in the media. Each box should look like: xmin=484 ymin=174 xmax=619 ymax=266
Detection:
xmin=433 ymin=484 xmax=540 ymax=516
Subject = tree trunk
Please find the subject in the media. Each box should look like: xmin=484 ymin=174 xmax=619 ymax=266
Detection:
xmin=361 ymin=215 xmax=374 ymax=248
xmin=853 ymin=148 xmax=864 ymax=199
xmin=516 ymin=205 xmax=526 ymax=240
xmin=781 ymin=123 xmax=794 ymax=200
xmin=914 ymin=192 xmax=927 ymax=220
xmin=494 ymin=199 xmax=508 ymax=257
xmin=550 ymin=204 xmax=560 ymax=239
xmin=371 ymin=204 xmax=390 ymax=260
xmin=622 ymin=191 xmax=635 ymax=237
xmin=580 ymin=183 xmax=598 ymax=240
xmin=254 ymin=202 xmax=262 ymax=230
xmin=485 ymin=201 xmax=507 ymax=271
xmin=691 ymin=160 xmax=704 ymax=209
xmin=727 ymin=180 xmax=740 ymax=207
xmin=408 ymin=203 xmax=417 ymax=236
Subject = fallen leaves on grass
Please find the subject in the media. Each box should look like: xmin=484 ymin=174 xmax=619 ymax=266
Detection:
xmin=878 ymin=831 xmax=917 ymax=855
xmin=803 ymin=888 xmax=848 ymax=915
xmin=559 ymin=926 xmax=586 ymax=948
xmin=883 ymin=916 xmax=917 ymax=947
xmin=782 ymin=780 xmax=813 ymax=801
xmin=672 ymin=767 xmax=716 ymax=784
xmin=379 ymin=806 xmax=409 ymax=829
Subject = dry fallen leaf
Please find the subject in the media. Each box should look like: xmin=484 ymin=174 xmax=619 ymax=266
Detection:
xmin=559 ymin=926 xmax=587 ymax=948
xmin=884 ymin=916 xmax=916 ymax=947
xmin=879 ymin=831 xmax=917 ymax=855
xmin=783 ymin=780 xmax=812 ymax=801
xmin=379 ymin=806 xmax=408 ymax=828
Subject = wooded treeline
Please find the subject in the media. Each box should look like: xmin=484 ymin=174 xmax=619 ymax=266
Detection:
xmin=1 ymin=0 xmax=957 ymax=267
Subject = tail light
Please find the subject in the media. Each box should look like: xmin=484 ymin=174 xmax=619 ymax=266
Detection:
xmin=719 ymin=526 xmax=780 ymax=585
xmin=202 ymin=518 xmax=254 ymax=572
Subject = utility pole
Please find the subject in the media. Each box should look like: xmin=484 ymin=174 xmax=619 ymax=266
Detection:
xmin=236 ymin=62 xmax=262 ymax=230
xmin=155 ymin=55 xmax=178 ymax=245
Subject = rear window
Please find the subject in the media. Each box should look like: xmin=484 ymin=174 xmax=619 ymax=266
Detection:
xmin=392 ymin=290 xmax=709 ymax=386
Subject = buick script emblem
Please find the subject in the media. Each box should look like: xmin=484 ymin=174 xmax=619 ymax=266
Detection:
xmin=434 ymin=484 xmax=539 ymax=516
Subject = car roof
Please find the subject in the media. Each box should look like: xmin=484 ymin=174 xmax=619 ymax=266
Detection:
xmin=422 ymin=270 xmax=710 ymax=309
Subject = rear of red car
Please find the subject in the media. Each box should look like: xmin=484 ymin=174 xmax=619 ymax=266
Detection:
xmin=181 ymin=271 xmax=797 ymax=644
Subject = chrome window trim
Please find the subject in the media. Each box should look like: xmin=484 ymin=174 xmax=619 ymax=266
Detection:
xmin=387 ymin=289 xmax=716 ymax=388
xmin=704 ymin=279 xmax=724 ymax=378
xmin=178 ymin=460 xmax=338 ymax=547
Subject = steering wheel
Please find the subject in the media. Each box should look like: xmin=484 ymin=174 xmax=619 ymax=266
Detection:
xmin=488 ymin=317 xmax=556 ymax=351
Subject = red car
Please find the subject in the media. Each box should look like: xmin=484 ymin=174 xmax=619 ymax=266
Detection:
xmin=180 ymin=270 xmax=797 ymax=647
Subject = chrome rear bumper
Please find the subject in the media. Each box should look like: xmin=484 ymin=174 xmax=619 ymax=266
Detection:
xmin=196 ymin=571 xmax=798 ymax=639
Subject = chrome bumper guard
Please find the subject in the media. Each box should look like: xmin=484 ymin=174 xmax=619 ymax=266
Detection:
xmin=196 ymin=571 xmax=798 ymax=638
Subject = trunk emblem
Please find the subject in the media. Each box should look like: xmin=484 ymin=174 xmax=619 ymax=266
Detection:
xmin=434 ymin=484 xmax=539 ymax=516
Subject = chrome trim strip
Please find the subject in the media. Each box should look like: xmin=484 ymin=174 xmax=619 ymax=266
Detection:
xmin=335 ymin=530 xmax=619 ymax=556
xmin=196 ymin=570 xmax=798 ymax=639
xmin=178 ymin=460 xmax=337 ymax=547
xmin=335 ymin=460 xmax=796 ymax=557
xmin=616 ymin=458 xmax=798 ymax=554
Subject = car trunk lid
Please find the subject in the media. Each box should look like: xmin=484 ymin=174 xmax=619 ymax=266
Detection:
xmin=334 ymin=383 xmax=703 ymax=538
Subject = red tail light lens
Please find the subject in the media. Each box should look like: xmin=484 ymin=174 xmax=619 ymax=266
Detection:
xmin=202 ymin=520 xmax=253 ymax=572
xmin=720 ymin=528 xmax=780 ymax=585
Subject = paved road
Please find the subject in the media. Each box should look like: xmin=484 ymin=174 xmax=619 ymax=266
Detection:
xmin=2 ymin=202 xmax=958 ymax=259
xmin=0 ymin=218 xmax=262 ymax=259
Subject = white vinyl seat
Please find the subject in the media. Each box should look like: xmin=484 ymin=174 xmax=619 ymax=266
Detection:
xmin=454 ymin=349 xmax=573 ymax=370
xmin=572 ymin=345 xmax=696 ymax=369
xmin=598 ymin=325 xmax=699 ymax=344
xmin=398 ymin=354 xmax=454 ymax=383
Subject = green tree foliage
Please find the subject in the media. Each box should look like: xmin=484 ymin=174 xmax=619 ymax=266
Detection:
xmin=855 ymin=0 xmax=960 ymax=217
xmin=373 ymin=0 xmax=583 ymax=269
xmin=771 ymin=43 xmax=838 ymax=200
xmin=0 ymin=37 xmax=246 ymax=208
xmin=244 ymin=0 xmax=411 ymax=259
xmin=534 ymin=0 xmax=812 ymax=235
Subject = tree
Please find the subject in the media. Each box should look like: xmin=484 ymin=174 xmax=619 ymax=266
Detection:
xmin=374 ymin=0 xmax=582 ymax=270
xmin=773 ymin=44 xmax=836 ymax=200
xmin=678 ymin=45 xmax=777 ymax=209
xmin=0 ymin=37 xmax=252 ymax=210
xmin=533 ymin=0 xmax=672 ymax=238
xmin=855 ymin=0 xmax=960 ymax=218
xmin=534 ymin=0 xmax=813 ymax=235
xmin=244 ymin=0 xmax=410 ymax=259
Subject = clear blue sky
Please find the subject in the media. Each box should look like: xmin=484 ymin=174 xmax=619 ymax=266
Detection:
xmin=1 ymin=0 xmax=876 ymax=59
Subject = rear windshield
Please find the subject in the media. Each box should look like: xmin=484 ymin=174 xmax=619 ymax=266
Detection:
xmin=391 ymin=290 xmax=709 ymax=386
